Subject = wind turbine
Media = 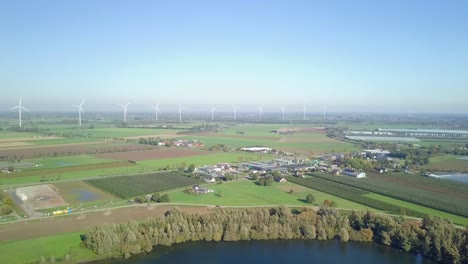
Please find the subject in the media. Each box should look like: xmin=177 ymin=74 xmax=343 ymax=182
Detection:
xmin=152 ymin=103 xmax=160 ymax=121
xmin=210 ymin=104 xmax=215 ymax=121
xmin=281 ymin=105 xmax=286 ymax=121
xmin=119 ymin=103 xmax=130 ymax=122
xmin=323 ymin=105 xmax=327 ymax=122
xmin=258 ymin=105 xmax=263 ymax=121
xmin=72 ymin=99 xmax=86 ymax=127
xmin=303 ymin=104 xmax=306 ymax=120
xmin=178 ymin=104 xmax=184 ymax=123
xmin=232 ymin=105 xmax=239 ymax=121
xmin=10 ymin=97 xmax=29 ymax=127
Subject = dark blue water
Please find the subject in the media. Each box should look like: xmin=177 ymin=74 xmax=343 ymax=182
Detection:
xmin=93 ymin=240 xmax=435 ymax=264
xmin=74 ymin=189 xmax=99 ymax=202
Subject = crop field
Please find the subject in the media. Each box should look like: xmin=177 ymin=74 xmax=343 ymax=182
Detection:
xmin=364 ymin=193 xmax=468 ymax=226
xmin=54 ymin=181 xmax=117 ymax=205
xmin=93 ymin=148 xmax=212 ymax=161
xmin=294 ymin=172 xmax=468 ymax=222
xmin=169 ymin=180 xmax=371 ymax=209
xmin=139 ymin=152 xmax=272 ymax=169
xmin=86 ymin=172 xmax=202 ymax=198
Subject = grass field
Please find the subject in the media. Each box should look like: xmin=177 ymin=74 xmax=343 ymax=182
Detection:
xmin=364 ymin=193 xmax=468 ymax=226
xmin=424 ymin=154 xmax=468 ymax=171
xmin=169 ymin=180 xmax=371 ymax=209
xmin=0 ymin=232 xmax=96 ymax=264
xmin=82 ymin=128 xmax=182 ymax=138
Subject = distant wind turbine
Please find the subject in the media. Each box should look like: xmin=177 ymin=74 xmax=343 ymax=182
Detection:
xmin=152 ymin=103 xmax=160 ymax=121
xmin=72 ymin=99 xmax=86 ymax=127
xmin=10 ymin=97 xmax=29 ymax=127
xmin=232 ymin=105 xmax=239 ymax=121
xmin=303 ymin=104 xmax=306 ymax=120
xmin=281 ymin=105 xmax=286 ymax=121
xmin=119 ymin=103 xmax=130 ymax=122
xmin=178 ymin=104 xmax=184 ymax=123
xmin=323 ymin=105 xmax=327 ymax=122
xmin=258 ymin=105 xmax=263 ymax=121
xmin=210 ymin=104 xmax=215 ymax=121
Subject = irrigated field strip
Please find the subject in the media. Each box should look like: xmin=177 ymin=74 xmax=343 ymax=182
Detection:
xmin=308 ymin=172 xmax=468 ymax=218
xmin=0 ymin=162 xmax=135 ymax=178
xmin=86 ymin=173 xmax=202 ymax=198
xmin=93 ymin=148 xmax=212 ymax=161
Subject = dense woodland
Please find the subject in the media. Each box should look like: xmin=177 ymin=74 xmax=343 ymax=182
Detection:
xmin=82 ymin=207 xmax=468 ymax=264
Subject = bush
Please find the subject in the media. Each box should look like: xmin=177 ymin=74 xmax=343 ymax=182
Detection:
xmin=160 ymin=194 xmax=170 ymax=203
xmin=306 ymin=194 xmax=315 ymax=204
xmin=0 ymin=205 xmax=13 ymax=216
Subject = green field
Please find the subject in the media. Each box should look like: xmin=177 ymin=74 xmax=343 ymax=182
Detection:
xmin=23 ymin=154 xmax=117 ymax=170
xmin=169 ymin=180 xmax=371 ymax=209
xmin=86 ymin=172 xmax=203 ymax=198
xmin=0 ymin=232 xmax=96 ymax=264
xmin=78 ymin=128 xmax=182 ymax=138
xmin=424 ymin=154 xmax=468 ymax=171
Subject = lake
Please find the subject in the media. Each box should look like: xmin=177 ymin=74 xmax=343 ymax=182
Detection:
xmin=91 ymin=240 xmax=435 ymax=264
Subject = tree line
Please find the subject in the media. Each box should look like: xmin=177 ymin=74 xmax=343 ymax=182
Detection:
xmin=82 ymin=206 xmax=467 ymax=263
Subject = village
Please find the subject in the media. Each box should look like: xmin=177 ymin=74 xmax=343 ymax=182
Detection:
xmin=188 ymin=148 xmax=394 ymax=194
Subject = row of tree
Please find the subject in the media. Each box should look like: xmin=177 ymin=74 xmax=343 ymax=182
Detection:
xmin=82 ymin=207 xmax=468 ymax=263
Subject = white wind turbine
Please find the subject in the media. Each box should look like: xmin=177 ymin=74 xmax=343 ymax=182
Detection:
xmin=210 ymin=104 xmax=215 ymax=121
xmin=72 ymin=99 xmax=86 ymax=127
xmin=281 ymin=105 xmax=286 ymax=121
xmin=178 ymin=104 xmax=184 ymax=123
xmin=303 ymin=104 xmax=306 ymax=120
xmin=323 ymin=105 xmax=327 ymax=122
xmin=119 ymin=103 xmax=130 ymax=122
xmin=258 ymin=105 xmax=263 ymax=121
xmin=10 ymin=97 xmax=29 ymax=127
xmin=152 ymin=103 xmax=160 ymax=121
xmin=232 ymin=105 xmax=239 ymax=121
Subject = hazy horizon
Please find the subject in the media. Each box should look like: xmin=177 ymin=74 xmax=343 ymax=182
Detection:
xmin=1 ymin=0 xmax=467 ymax=113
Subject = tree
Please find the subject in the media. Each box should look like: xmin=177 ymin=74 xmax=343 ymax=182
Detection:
xmin=306 ymin=194 xmax=315 ymax=204
xmin=151 ymin=193 xmax=161 ymax=202
xmin=159 ymin=194 xmax=170 ymax=203
xmin=7 ymin=166 xmax=14 ymax=172
xmin=187 ymin=164 xmax=196 ymax=173
xmin=340 ymin=227 xmax=349 ymax=242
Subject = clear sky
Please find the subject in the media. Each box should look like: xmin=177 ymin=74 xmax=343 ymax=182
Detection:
xmin=1 ymin=0 xmax=467 ymax=113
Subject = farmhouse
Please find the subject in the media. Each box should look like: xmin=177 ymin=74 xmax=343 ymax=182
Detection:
xmin=342 ymin=169 xmax=366 ymax=178
xmin=192 ymin=185 xmax=214 ymax=194
xmin=275 ymin=177 xmax=288 ymax=183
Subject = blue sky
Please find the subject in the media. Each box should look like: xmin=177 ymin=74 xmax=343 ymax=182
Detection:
xmin=1 ymin=0 xmax=467 ymax=112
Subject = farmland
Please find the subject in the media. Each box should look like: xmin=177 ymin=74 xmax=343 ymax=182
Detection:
xmin=168 ymin=180 xmax=371 ymax=209
xmin=93 ymin=148 xmax=211 ymax=161
xmin=309 ymin=172 xmax=468 ymax=218
xmin=424 ymin=154 xmax=468 ymax=172
xmin=54 ymin=181 xmax=117 ymax=206
xmin=86 ymin=173 xmax=202 ymax=198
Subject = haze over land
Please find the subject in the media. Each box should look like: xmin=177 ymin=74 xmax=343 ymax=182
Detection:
xmin=1 ymin=0 xmax=467 ymax=113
